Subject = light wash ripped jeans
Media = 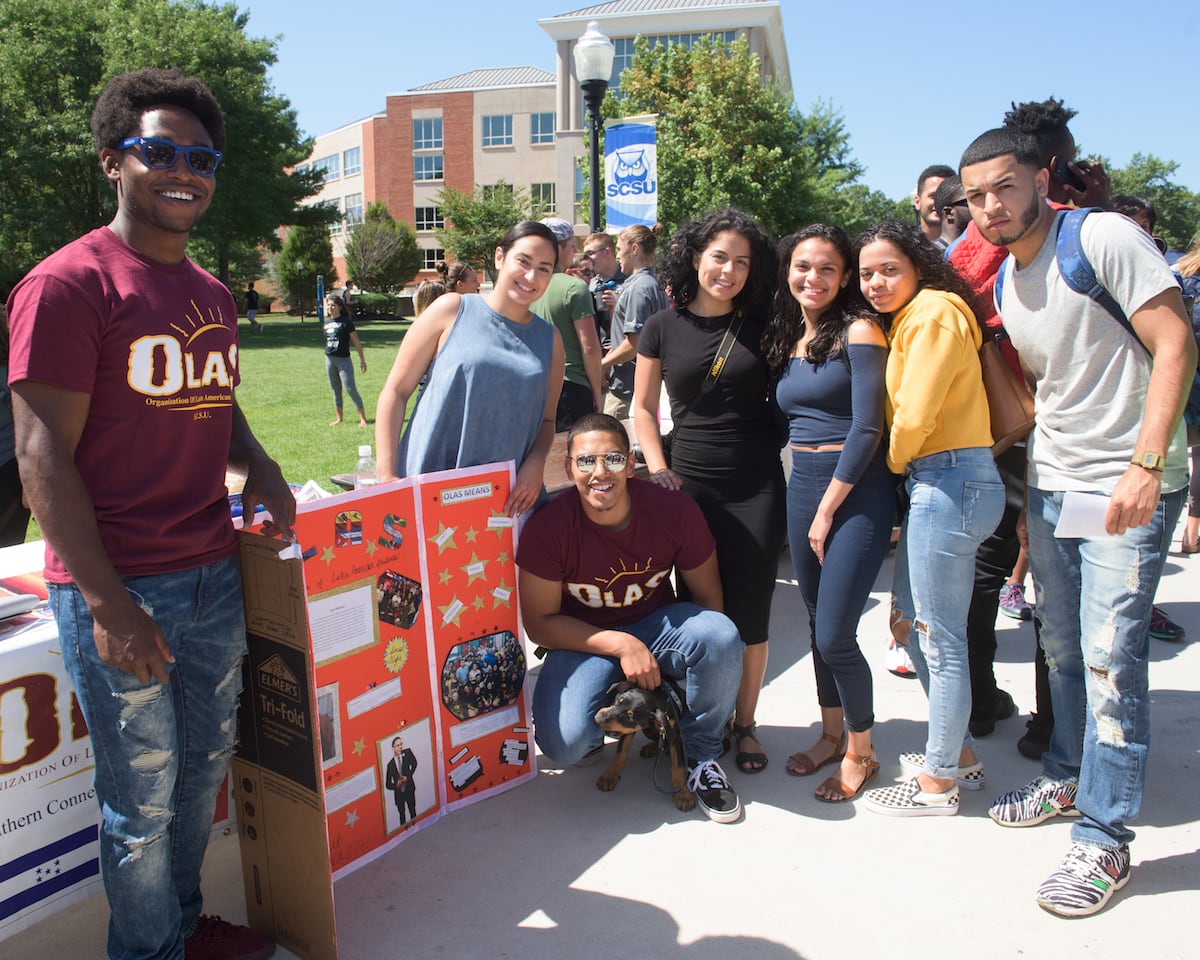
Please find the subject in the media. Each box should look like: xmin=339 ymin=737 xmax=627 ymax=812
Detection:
xmin=892 ymin=448 xmax=1004 ymax=779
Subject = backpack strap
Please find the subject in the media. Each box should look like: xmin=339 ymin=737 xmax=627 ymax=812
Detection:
xmin=1054 ymin=208 xmax=1148 ymax=352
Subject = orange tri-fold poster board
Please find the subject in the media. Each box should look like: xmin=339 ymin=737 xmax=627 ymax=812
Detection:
xmin=232 ymin=462 xmax=534 ymax=960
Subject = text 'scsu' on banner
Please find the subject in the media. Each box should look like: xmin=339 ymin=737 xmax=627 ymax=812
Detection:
xmin=604 ymin=115 xmax=657 ymax=229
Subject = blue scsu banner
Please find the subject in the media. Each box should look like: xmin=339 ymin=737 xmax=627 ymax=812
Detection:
xmin=604 ymin=115 xmax=658 ymax=229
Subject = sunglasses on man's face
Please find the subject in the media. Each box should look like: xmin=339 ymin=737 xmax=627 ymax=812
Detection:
xmin=118 ymin=137 xmax=223 ymax=177
xmin=570 ymin=452 xmax=628 ymax=473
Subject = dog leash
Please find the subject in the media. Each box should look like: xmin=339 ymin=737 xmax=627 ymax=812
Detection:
xmin=650 ymin=680 xmax=688 ymax=797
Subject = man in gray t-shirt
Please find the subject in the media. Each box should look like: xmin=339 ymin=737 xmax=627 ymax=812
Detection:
xmin=961 ymin=127 xmax=1195 ymax=919
xmin=601 ymin=228 xmax=668 ymax=420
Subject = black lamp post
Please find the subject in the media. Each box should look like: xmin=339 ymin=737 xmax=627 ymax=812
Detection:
xmin=573 ymin=20 xmax=615 ymax=232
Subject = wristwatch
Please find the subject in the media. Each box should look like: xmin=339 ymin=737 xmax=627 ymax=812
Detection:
xmin=1131 ymin=450 xmax=1167 ymax=471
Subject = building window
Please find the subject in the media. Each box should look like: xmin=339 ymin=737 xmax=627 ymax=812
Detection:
xmin=313 ymin=154 xmax=340 ymax=182
xmin=343 ymin=146 xmax=362 ymax=177
xmin=329 ymin=198 xmax=343 ymax=235
xmin=413 ymin=117 xmax=443 ymax=150
xmin=610 ymin=32 xmax=737 ymax=88
xmin=344 ymin=193 xmax=363 ymax=226
xmin=415 ymin=206 xmax=443 ymax=231
xmin=414 ymin=154 xmax=444 ymax=181
xmin=295 ymin=162 xmax=309 ymax=176
xmin=531 ymin=182 xmax=556 ymax=215
xmin=422 ymin=248 xmax=446 ymax=271
xmin=530 ymin=112 xmax=555 ymax=144
xmin=482 ymin=183 xmax=514 ymax=202
xmin=481 ymin=114 xmax=513 ymax=147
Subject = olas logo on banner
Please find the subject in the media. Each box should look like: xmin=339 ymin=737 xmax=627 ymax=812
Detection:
xmin=128 ymin=301 xmax=237 ymax=420
xmin=604 ymin=115 xmax=658 ymax=229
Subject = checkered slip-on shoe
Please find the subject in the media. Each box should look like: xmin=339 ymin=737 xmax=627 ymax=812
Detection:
xmin=862 ymin=777 xmax=959 ymax=817
xmin=898 ymin=752 xmax=985 ymax=791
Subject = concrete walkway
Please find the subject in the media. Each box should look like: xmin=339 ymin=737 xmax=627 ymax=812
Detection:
xmin=17 ymin=524 xmax=1199 ymax=960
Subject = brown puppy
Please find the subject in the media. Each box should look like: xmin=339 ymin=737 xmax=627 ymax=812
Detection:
xmin=593 ymin=680 xmax=694 ymax=811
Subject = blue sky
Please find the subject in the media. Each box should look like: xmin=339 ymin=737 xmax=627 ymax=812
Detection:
xmin=241 ymin=0 xmax=1199 ymax=204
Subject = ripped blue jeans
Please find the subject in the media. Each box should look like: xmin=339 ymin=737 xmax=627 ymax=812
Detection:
xmin=51 ymin=554 xmax=246 ymax=960
xmin=1026 ymin=485 xmax=1184 ymax=848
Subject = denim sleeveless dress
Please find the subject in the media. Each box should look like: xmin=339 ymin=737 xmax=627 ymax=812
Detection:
xmin=397 ymin=294 xmax=554 ymax=476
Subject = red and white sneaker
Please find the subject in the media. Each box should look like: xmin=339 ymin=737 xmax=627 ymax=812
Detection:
xmin=885 ymin=637 xmax=916 ymax=678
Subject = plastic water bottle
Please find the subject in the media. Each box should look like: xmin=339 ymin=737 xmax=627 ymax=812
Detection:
xmin=354 ymin=444 xmax=378 ymax=489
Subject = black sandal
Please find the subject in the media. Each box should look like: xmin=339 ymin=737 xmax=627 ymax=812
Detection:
xmin=732 ymin=721 xmax=768 ymax=774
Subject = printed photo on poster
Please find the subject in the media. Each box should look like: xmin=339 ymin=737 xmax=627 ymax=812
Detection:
xmin=317 ymin=684 xmax=342 ymax=768
xmin=440 ymin=630 xmax=525 ymax=721
xmin=377 ymin=569 xmax=422 ymax=629
xmin=379 ymin=718 xmax=435 ymax=834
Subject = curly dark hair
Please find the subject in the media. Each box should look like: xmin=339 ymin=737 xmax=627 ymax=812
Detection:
xmin=763 ymin=224 xmax=873 ymax=375
xmin=90 ymin=68 xmax=226 ymax=153
xmin=854 ymin=219 xmax=981 ymax=322
xmin=659 ymin=209 xmax=777 ymax=319
xmin=1002 ymin=96 xmax=1076 ymax=164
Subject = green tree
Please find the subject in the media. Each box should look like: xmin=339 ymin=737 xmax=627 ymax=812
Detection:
xmin=274 ymin=225 xmax=334 ymax=319
xmin=607 ymin=36 xmax=904 ymax=240
xmin=434 ymin=180 xmax=539 ymax=283
xmin=343 ymin=202 xmax=422 ymax=292
xmin=1107 ymin=153 xmax=1200 ymax=251
xmin=0 ymin=0 xmax=321 ymax=295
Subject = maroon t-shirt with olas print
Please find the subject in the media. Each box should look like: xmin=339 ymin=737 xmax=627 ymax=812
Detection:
xmin=7 ymin=227 xmax=241 ymax=583
xmin=516 ymin=478 xmax=715 ymax=630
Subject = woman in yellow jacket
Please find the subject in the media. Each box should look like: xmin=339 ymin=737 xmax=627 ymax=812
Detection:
xmin=852 ymin=220 xmax=1005 ymax=818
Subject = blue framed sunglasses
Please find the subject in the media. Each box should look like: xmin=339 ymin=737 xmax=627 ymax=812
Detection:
xmin=118 ymin=137 xmax=223 ymax=176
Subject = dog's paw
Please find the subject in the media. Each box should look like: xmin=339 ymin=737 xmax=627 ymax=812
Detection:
xmin=674 ymin=789 xmax=696 ymax=812
xmin=596 ymin=772 xmax=620 ymax=792
xmin=638 ymin=741 xmax=657 ymax=758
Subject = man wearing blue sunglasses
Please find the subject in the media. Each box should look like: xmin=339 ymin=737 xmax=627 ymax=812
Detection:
xmin=6 ymin=69 xmax=289 ymax=960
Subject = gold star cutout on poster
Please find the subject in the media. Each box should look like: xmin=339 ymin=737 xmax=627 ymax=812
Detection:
xmin=345 ymin=809 xmax=359 ymax=827
xmin=322 ymin=545 xmax=336 ymax=564
xmin=472 ymin=595 xmax=486 ymax=611
xmin=498 ymin=550 xmax=510 ymax=565
xmin=365 ymin=540 xmax=379 ymax=557
xmin=352 ymin=738 xmax=366 ymax=756
xmin=428 ymin=521 xmax=457 ymax=555
xmin=492 ymin=577 xmax=513 ymax=609
xmin=459 ymin=551 xmax=488 ymax=585
xmin=487 ymin=510 xmax=511 ymax=539
xmin=438 ymin=597 xmax=465 ymax=627
xmin=465 ymin=525 xmax=478 ymax=543
xmin=438 ymin=568 xmax=453 ymax=585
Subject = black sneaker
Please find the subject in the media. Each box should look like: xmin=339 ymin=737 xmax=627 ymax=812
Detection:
xmin=1148 ymin=605 xmax=1185 ymax=641
xmin=969 ymin=688 xmax=1016 ymax=738
xmin=185 ymin=915 xmax=275 ymax=960
xmin=687 ymin=759 xmax=741 ymax=823
xmin=1017 ymin=716 xmax=1051 ymax=760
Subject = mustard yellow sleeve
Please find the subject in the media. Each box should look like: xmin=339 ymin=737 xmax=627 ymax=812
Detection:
xmin=886 ymin=299 xmax=975 ymax=472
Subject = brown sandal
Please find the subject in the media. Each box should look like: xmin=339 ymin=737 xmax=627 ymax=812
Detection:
xmin=785 ymin=732 xmax=847 ymax=777
xmin=815 ymin=752 xmax=880 ymax=803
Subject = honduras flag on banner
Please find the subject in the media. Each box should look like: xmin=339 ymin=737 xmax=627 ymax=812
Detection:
xmin=0 ymin=824 xmax=100 ymax=934
xmin=604 ymin=115 xmax=658 ymax=229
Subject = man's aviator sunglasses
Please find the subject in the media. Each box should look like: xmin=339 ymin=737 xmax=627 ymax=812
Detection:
xmin=118 ymin=137 xmax=223 ymax=177
xmin=570 ymin=452 xmax=628 ymax=472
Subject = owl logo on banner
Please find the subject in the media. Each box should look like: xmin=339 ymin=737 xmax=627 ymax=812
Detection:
xmin=604 ymin=116 xmax=658 ymax=229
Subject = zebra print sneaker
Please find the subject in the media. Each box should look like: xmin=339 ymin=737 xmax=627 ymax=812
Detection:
xmin=988 ymin=774 xmax=1080 ymax=826
xmin=1036 ymin=842 xmax=1130 ymax=917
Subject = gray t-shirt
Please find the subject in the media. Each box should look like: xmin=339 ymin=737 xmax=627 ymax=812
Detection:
xmin=608 ymin=267 xmax=668 ymax=400
xmin=999 ymin=210 xmax=1187 ymax=494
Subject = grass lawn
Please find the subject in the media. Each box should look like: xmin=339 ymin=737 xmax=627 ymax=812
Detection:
xmin=24 ymin=314 xmax=413 ymax=543
xmin=234 ymin=314 xmax=413 ymax=486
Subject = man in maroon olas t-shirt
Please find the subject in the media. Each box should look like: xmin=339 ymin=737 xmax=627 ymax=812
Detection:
xmin=6 ymin=69 xmax=291 ymax=960
xmin=517 ymin=413 xmax=744 ymax=823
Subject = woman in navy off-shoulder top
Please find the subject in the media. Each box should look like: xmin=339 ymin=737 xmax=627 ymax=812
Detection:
xmin=766 ymin=224 xmax=896 ymax=802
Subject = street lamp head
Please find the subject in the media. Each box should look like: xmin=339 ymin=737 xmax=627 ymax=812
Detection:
xmin=573 ymin=20 xmax=615 ymax=85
